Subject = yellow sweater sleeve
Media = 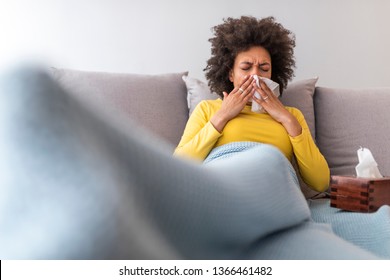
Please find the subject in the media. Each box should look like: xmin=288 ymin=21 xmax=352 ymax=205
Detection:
xmin=174 ymin=101 xmax=222 ymax=161
xmin=289 ymin=108 xmax=330 ymax=192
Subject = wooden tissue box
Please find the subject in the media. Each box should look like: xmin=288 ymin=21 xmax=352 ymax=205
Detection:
xmin=330 ymin=175 xmax=390 ymax=212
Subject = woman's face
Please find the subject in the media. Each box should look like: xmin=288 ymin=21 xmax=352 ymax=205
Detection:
xmin=229 ymin=46 xmax=272 ymax=87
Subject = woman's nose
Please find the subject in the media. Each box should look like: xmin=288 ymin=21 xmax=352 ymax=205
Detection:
xmin=250 ymin=68 xmax=262 ymax=77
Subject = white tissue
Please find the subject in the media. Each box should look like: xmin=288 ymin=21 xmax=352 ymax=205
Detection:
xmin=251 ymin=76 xmax=280 ymax=113
xmin=355 ymin=147 xmax=383 ymax=178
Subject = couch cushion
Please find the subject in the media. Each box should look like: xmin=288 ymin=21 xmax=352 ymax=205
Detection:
xmin=52 ymin=68 xmax=189 ymax=149
xmin=315 ymin=87 xmax=390 ymax=176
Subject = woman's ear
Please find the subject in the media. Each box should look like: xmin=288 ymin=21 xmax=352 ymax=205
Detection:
xmin=229 ymin=70 xmax=234 ymax=83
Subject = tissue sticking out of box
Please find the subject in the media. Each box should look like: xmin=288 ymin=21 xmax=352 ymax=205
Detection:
xmin=355 ymin=147 xmax=383 ymax=178
xmin=251 ymin=76 xmax=280 ymax=113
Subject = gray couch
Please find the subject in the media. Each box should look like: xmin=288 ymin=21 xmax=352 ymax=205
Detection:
xmin=53 ymin=68 xmax=390 ymax=196
xmin=2 ymin=66 xmax=389 ymax=259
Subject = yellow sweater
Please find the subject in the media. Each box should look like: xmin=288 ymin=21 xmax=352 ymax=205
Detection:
xmin=174 ymin=99 xmax=330 ymax=192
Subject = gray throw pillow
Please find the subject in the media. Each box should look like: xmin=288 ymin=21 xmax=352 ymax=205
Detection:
xmin=315 ymin=87 xmax=390 ymax=176
xmin=182 ymin=74 xmax=220 ymax=115
xmin=52 ymin=68 xmax=189 ymax=148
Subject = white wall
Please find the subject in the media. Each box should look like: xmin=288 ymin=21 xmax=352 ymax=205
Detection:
xmin=1 ymin=0 xmax=390 ymax=88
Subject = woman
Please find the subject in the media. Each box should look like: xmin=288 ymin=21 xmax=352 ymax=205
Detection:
xmin=174 ymin=16 xmax=329 ymax=192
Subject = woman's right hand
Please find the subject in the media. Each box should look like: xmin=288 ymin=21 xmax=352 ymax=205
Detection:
xmin=210 ymin=75 xmax=255 ymax=133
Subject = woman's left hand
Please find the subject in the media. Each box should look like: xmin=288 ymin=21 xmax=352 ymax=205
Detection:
xmin=252 ymin=79 xmax=302 ymax=137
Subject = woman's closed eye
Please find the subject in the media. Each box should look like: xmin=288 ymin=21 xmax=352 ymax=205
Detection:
xmin=240 ymin=62 xmax=270 ymax=72
xmin=240 ymin=62 xmax=252 ymax=71
xmin=259 ymin=63 xmax=270 ymax=72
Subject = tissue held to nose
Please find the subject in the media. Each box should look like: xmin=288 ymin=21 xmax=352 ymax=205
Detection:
xmin=355 ymin=147 xmax=383 ymax=178
xmin=251 ymin=75 xmax=280 ymax=113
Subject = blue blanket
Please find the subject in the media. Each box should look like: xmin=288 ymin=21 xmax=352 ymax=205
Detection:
xmin=204 ymin=141 xmax=300 ymax=185
xmin=204 ymin=141 xmax=264 ymax=163
xmin=309 ymin=198 xmax=390 ymax=259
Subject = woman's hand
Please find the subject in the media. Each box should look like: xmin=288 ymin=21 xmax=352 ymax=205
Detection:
xmin=252 ymin=78 xmax=302 ymax=137
xmin=211 ymin=75 xmax=255 ymax=133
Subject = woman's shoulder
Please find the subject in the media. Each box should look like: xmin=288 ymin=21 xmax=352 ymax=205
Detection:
xmin=200 ymin=98 xmax=222 ymax=105
xmin=191 ymin=98 xmax=222 ymax=116
xmin=284 ymin=106 xmax=306 ymax=121
xmin=196 ymin=98 xmax=222 ymax=110
xmin=285 ymin=106 xmax=303 ymax=115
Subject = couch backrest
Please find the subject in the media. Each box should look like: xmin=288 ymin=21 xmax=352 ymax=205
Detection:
xmin=314 ymin=87 xmax=390 ymax=177
xmin=52 ymin=68 xmax=189 ymax=150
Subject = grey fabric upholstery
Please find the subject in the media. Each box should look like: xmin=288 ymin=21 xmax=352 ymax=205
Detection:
xmin=314 ymin=87 xmax=390 ymax=176
xmin=52 ymin=68 xmax=189 ymax=149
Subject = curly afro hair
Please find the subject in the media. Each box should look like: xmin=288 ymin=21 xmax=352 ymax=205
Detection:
xmin=204 ymin=16 xmax=296 ymax=97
